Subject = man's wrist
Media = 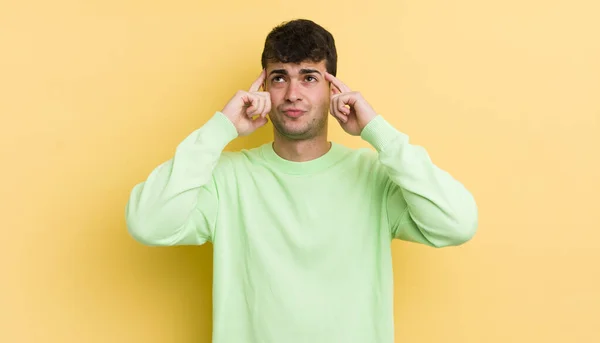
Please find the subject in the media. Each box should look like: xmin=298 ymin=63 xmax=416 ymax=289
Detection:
xmin=359 ymin=113 xmax=378 ymax=133
xmin=360 ymin=115 xmax=405 ymax=151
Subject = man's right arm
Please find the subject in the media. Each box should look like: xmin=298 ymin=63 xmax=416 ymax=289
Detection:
xmin=125 ymin=69 xmax=271 ymax=246
xmin=125 ymin=112 xmax=238 ymax=246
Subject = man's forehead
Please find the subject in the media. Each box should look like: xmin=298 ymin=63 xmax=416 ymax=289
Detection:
xmin=267 ymin=60 xmax=326 ymax=73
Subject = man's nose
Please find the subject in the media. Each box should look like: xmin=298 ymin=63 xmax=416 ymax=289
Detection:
xmin=285 ymin=81 xmax=302 ymax=102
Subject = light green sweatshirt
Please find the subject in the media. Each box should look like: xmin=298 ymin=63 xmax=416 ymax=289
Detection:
xmin=125 ymin=111 xmax=478 ymax=343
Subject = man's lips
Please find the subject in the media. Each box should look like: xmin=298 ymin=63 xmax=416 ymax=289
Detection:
xmin=283 ymin=109 xmax=306 ymax=118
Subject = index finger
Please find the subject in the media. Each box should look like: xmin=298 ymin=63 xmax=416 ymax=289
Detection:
xmin=249 ymin=69 xmax=266 ymax=92
xmin=325 ymin=72 xmax=351 ymax=93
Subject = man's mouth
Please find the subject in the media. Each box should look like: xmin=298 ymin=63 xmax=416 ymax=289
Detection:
xmin=283 ymin=109 xmax=306 ymax=118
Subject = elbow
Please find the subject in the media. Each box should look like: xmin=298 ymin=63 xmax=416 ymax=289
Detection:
xmin=434 ymin=207 xmax=479 ymax=248
xmin=432 ymin=222 xmax=477 ymax=248
xmin=125 ymin=202 xmax=164 ymax=247
xmin=126 ymin=214 xmax=159 ymax=246
xmin=125 ymin=207 xmax=186 ymax=247
xmin=449 ymin=195 xmax=479 ymax=246
xmin=450 ymin=218 xmax=478 ymax=246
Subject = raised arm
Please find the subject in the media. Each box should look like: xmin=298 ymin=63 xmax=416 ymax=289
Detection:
xmin=125 ymin=112 xmax=238 ymax=246
xmin=361 ymin=115 xmax=478 ymax=247
xmin=126 ymin=70 xmax=272 ymax=246
xmin=324 ymin=72 xmax=478 ymax=248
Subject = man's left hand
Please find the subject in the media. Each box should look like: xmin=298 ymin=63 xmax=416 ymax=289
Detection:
xmin=325 ymin=72 xmax=378 ymax=136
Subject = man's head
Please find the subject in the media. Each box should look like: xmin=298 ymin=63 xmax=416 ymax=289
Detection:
xmin=260 ymin=19 xmax=337 ymax=141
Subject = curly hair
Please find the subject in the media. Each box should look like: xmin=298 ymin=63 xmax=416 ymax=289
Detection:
xmin=261 ymin=19 xmax=337 ymax=76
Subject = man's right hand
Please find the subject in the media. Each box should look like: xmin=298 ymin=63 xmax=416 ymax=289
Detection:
xmin=221 ymin=69 xmax=271 ymax=136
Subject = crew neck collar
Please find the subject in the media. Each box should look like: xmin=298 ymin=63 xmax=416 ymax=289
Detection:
xmin=260 ymin=141 xmax=347 ymax=175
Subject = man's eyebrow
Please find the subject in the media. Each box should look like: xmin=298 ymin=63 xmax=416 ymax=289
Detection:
xmin=269 ymin=69 xmax=288 ymax=76
xmin=268 ymin=69 xmax=322 ymax=76
xmin=299 ymin=68 xmax=322 ymax=75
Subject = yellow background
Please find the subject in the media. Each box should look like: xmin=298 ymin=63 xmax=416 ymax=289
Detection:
xmin=2 ymin=0 xmax=599 ymax=342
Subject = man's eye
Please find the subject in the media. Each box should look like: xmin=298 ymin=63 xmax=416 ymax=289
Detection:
xmin=306 ymin=76 xmax=317 ymax=82
xmin=272 ymin=76 xmax=284 ymax=82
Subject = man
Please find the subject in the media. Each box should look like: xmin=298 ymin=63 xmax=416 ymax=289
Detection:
xmin=126 ymin=19 xmax=478 ymax=343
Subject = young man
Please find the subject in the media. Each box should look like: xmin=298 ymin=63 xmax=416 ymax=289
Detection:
xmin=126 ymin=19 xmax=478 ymax=343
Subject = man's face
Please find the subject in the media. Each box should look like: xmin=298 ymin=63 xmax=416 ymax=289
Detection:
xmin=265 ymin=60 xmax=330 ymax=140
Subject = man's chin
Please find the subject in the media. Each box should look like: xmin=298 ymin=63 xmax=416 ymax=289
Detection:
xmin=277 ymin=126 xmax=311 ymax=139
xmin=270 ymin=111 xmax=326 ymax=140
xmin=271 ymin=120 xmax=311 ymax=139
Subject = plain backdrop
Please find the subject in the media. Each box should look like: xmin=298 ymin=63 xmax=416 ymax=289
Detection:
xmin=1 ymin=0 xmax=599 ymax=342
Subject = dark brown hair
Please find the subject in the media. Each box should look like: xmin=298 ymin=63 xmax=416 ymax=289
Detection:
xmin=261 ymin=19 xmax=338 ymax=76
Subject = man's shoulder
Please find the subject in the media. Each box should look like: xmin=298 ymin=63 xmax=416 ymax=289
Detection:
xmin=217 ymin=143 xmax=266 ymax=166
xmin=335 ymin=142 xmax=379 ymax=162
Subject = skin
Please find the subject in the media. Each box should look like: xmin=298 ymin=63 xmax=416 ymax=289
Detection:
xmin=221 ymin=59 xmax=378 ymax=162
xmin=265 ymin=60 xmax=332 ymax=162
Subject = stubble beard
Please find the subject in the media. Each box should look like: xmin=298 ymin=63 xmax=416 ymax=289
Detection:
xmin=270 ymin=109 xmax=328 ymax=141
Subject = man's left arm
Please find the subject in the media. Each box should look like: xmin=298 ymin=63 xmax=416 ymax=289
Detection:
xmin=326 ymin=72 xmax=478 ymax=247
xmin=361 ymin=115 xmax=478 ymax=247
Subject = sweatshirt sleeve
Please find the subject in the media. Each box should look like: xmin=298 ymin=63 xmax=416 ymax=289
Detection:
xmin=125 ymin=111 xmax=238 ymax=246
xmin=360 ymin=115 xmax=478 ymax=247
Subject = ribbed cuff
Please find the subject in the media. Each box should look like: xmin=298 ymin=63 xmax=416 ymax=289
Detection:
xmin=360 ymin=115 xmax=406 ymax=152
xmin=195 ymin=111 xmax=239 ymax=149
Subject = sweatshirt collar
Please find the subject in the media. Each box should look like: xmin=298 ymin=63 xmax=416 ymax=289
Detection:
xmin=260 ymin=141 xmax=348 ymax=175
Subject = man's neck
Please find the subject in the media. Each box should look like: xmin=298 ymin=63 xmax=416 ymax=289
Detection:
xmin=272 ymin=134 xmax=331 ymax=162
